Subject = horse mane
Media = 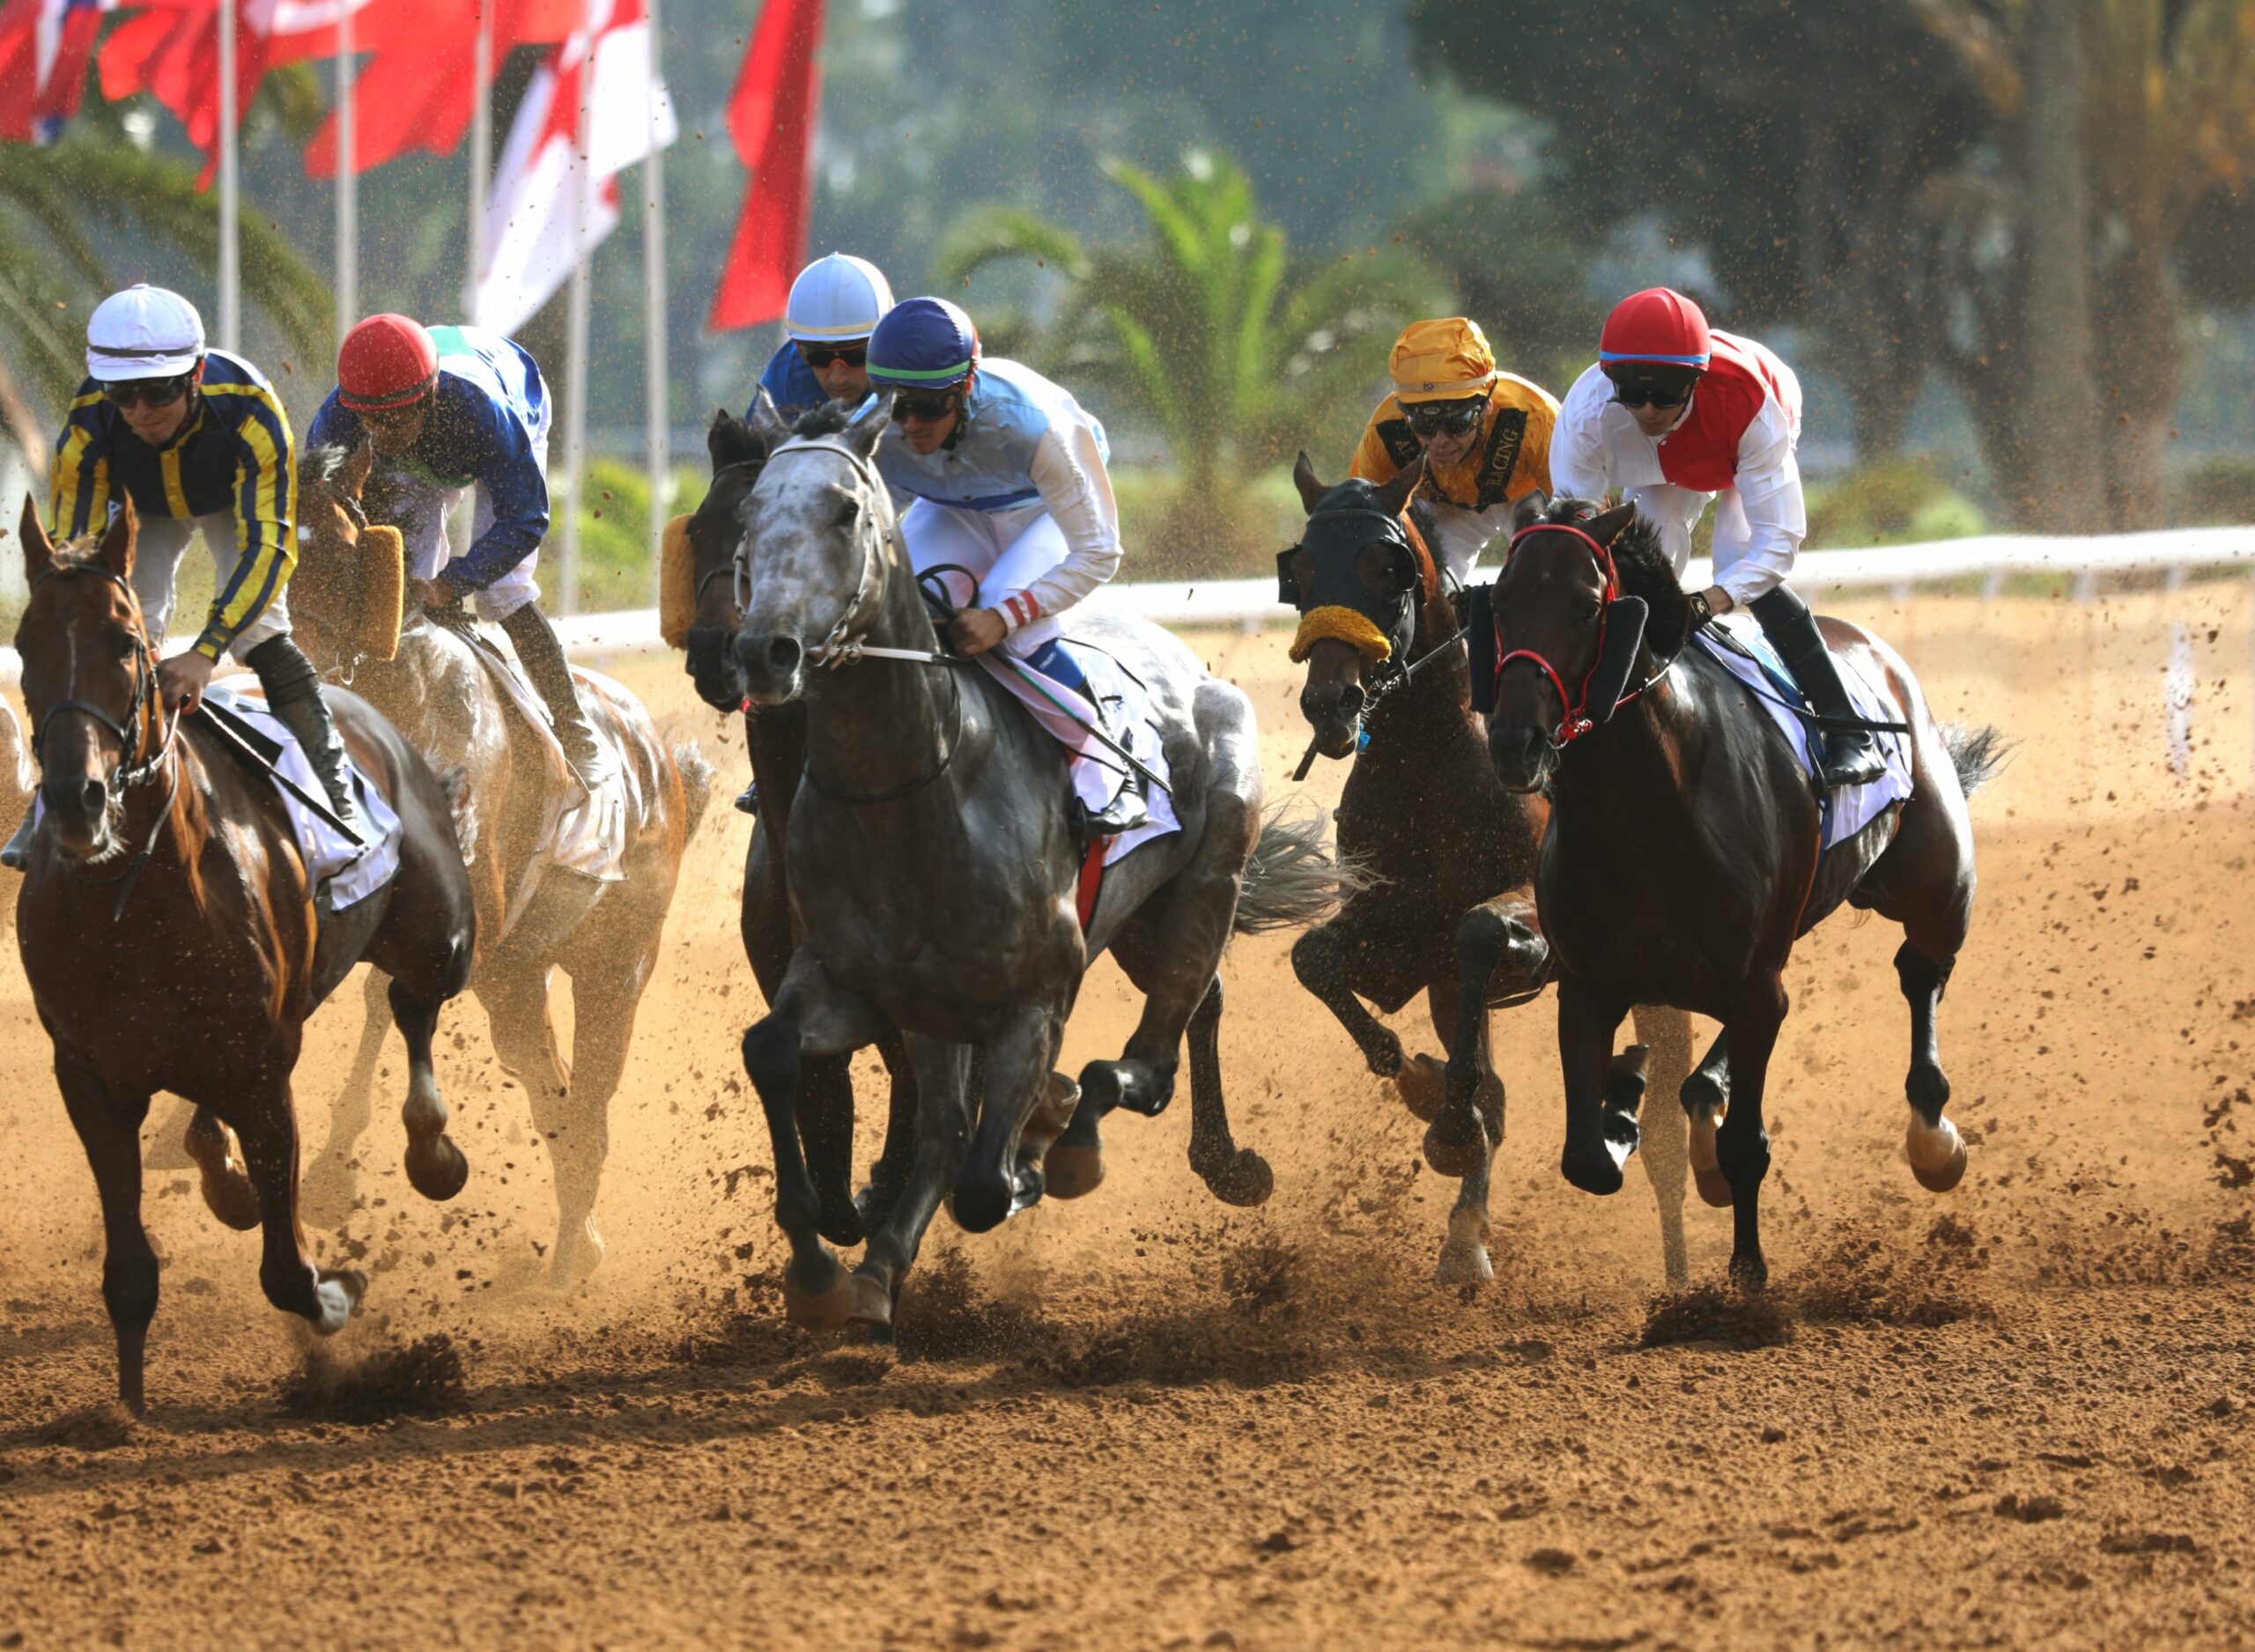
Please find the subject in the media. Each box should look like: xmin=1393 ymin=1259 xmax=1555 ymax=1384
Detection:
xmin=789 ymin=400 xmax=858 ymax=439
xmin=1533 ymin=495 xmax=1692 ymax=660
xmin=299 ymin=441 xmax=354 ymax=488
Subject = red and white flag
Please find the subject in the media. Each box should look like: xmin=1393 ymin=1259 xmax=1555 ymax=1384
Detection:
xmin=708 ymin=0 xmax=825 ymax=331
xmin=473 ymin=0 xmax=674 ymax=336
xmin=0 ymin=0 xmax=123 ymax=144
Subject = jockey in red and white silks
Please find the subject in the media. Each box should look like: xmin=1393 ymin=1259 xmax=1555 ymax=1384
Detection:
xmin=1549 ymin=286 xmax=1884 ymax=791
xmin=866 ymin=296 xmax=1149 ymax=837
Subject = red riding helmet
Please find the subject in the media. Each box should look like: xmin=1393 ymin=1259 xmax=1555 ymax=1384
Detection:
xmin=337 ymin=313 xmax=440 ymax=412
xmin=1599 ymin=287 xmax=1712 ymax=370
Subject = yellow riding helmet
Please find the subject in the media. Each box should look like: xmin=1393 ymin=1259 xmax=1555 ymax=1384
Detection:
xmin=1389 ymin=317 xmax=1499 ymax=405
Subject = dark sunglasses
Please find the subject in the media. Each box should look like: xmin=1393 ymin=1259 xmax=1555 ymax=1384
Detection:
xmin=104 ymin=375 xmax=192 ymax=410
xmin=891 ymin=389 xmax=963 ymax=424
xmin=1607 ymin=374 xmax=1697 ymax=410
xmin=1403 ymin=398 xmax=1484 ymax=437
xmin=797 ymin=343 xmax=867 ymax=370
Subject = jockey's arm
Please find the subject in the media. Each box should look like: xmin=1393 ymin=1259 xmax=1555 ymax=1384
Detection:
xmin=1545 ymin=394 xmax=1614 ymax=513
xmin=1715 ymin=398 xmax=1807 ymax=611
xmin=48 ymin=388 xmax=115 ymax=542
xmin=442 ymin=399 xmax=551 ymax=594
xmin=189 ymin=385 xmax=298 ymax=663
xmin=1002 ymin=416 xmax=1122 ymax=634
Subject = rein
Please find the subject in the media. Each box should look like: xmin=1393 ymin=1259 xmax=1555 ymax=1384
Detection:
xmin=1495 ymin=521 xmax=1626 ymax=748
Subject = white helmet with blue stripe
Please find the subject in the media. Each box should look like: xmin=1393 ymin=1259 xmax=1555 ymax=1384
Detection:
xmin=784 ymin=253 xmax=895 ymax=344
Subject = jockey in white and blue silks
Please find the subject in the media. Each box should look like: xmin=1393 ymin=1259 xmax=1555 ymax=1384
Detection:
xmin=750 ymin=253 xmax=894 ymax=423
xmin=865 ymin=296 xmax=1148 ymax=837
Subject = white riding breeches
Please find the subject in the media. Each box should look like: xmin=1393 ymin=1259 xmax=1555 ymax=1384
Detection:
xmin=134 ymin=510 xmax=292 ymax=660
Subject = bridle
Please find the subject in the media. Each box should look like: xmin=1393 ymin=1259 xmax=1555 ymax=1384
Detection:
xmin=1494 ymin=521 xmax=1671 ymax=749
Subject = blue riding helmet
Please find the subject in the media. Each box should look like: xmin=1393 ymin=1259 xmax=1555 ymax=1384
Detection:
xmin=867 ymin=297 xmax=980 ymax=390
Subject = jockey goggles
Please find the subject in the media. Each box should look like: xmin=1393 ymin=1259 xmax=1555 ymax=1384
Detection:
xmin=103 ymin=373 xmax=194 ymax=410
xmin=890 ymin=387 xmax=965 ymax=424
xmin=1604 ymin=365 xmax=1699 ymax=410
xmin=798 ymin=341 xmax=867 ymax=369
xmin=1402 ymin=395 xmax=1486 ymax=438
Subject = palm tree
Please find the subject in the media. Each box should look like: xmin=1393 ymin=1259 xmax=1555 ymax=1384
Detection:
xmin=934 ymin=151 xmax=1449 ymax=566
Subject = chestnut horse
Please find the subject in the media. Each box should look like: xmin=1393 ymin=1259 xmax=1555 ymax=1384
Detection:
xmin=12 ymin=499 xmax=476 ymax=1412
xmin=286 ymin=442 xmax=711 ymax=1284
xmin=1282 ymin=458 xmax=1693 ymax=1286
xmin=1484 ymin=499 xmax=2003 ymax=1286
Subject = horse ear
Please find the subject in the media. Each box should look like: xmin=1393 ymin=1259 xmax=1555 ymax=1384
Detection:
xmin=1588 ymin=502 xmax=1639 ymax=549
xmin=841 ymin=389 xmax=891 ymax=458
xmin=746 ymin=387 xmax=792 ymax=449
xmin=1371 ymin=454 xmax=1424 ymax=520
xmin=17 ymin=497 xmax=55 ymax=586
xmin=1292 ymin=451 xmax=1327 ymax=514
xmin=97 ymin=497 xmax=137 ymax=581
xmin=709 ymin=407 xmax=763 ymax=472
xmin=340 ymin=438 xmax=375 ymax=500
xmin=1509 ymin=490 xmax=1550 ymax=535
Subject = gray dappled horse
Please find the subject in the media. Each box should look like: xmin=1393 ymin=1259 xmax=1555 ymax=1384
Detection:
xmin=729 ymin=394 xmax=1342 ymax=1331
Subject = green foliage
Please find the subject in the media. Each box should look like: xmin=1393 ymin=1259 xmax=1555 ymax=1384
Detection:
xmin=1110 ymin=463 xmax=1307 ymax=582
xmin=1805 ymin=459 xmax=1988 ymax=548
xmin=2171 ymin=455 xmax=2255 ymax=527
xmin=1390 ymin=187 xmax=1601 ymax=392
xmin=566 ymin=458 xmax=708 ymax=613
xmin=935 ymin=151 xmax=1448 ymax=574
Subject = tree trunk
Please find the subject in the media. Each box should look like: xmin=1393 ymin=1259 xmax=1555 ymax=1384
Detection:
xmin=2018 ymin=0 xmax=2106 ymax=533
xmin=2091 ymin=233 xmax=2181 ymax=527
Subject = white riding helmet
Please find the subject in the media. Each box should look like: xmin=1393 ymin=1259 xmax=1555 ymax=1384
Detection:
xmin=784 ymin=253 xmax=894 ymax=344
xmin=86 ymin=284 xmax=206 ymax=381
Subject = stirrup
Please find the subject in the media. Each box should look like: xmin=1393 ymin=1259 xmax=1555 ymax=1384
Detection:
xmin=733 ymin=780 xmax=760 ymax=816
xmin=1076 ymin=777 xmax=1150 ymax=841
xmin=1816 ymin=728 xmax=1887 ymax=792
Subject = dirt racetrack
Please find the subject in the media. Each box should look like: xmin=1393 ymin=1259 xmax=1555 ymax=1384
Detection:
xmin=3 ymin=583 xmax=2253 ymax=1650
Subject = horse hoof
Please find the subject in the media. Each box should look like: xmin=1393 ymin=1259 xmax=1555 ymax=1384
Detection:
xmin=1046 ymin=1145 xmax=1106 ymax=1199
xmin=848 ymin=1269 xmax=895 ymax=1330
xmin=1728 ymin=1253 xmax=1770 ymax=1292
xmin=405 ymin=1134 xmax=469 ymax=1202
xmin=197 ymin=1158 xmax=262 ymax=1233
xmin=1423 ymin=1112 xmax=1491 ymax=1179
xmin=782 ymin=1266 xmax=859 ymax=1332
xmin=950 ymin=1176 xmax=1012 ymax=1235
xmin=1393 ymin=1055 xmax=1447 ymax=1123
xmin=1907 ymin=1113 xmax=1967 ymax=1193
xmin=322 ymin=1267 xmax=369 ymax=1314
xmin=815 ymin=1195 xmax=867 ymax=1249
xmin=1199 ymin=1149 xmax=1274 ymax=1208
xmin=1693 ymin=1167 xmax=1735 ymax=1208
xmin=1561 ymin=1146 xmax=1625 ymax=1197
xmin=1080 ymin=1060 xmax=1169 ymax=1119
xmin=1435 ymin=1244 xmax=1493 ymax=1287
xmin=552 ymin=1221 xmax=605 ymax=1288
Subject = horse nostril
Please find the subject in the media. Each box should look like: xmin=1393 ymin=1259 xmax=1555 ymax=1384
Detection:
xmin=79 ymin=778 xmax=106 ymax=817
xmin=765 ymin=636 xmax=802 ymax=675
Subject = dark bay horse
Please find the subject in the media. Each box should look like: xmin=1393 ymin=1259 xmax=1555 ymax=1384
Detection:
xmin=12 ymin=499 xmax=476 ymax=1411
xmin=1485 ymin=498 xmax=2003 ymax=1286
xmin=673 ymin=410 xmax=920 ymax=1243
xmin=286 ymin=442 xmax=711 ymax=1284
xmin=728 ymin=395 xmax=1336 ymax=1331
xmin=1283 ymin=457 xmax=1692 ymax=1286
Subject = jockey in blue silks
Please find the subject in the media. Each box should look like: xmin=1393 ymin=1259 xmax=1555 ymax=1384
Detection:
xmin=308 ymin=313 xmax=609 ymax=793
xmin=750 ymin=253 xmax=894 ymax=424
xmin=866 ymin=296 xmax=1148 ymax=837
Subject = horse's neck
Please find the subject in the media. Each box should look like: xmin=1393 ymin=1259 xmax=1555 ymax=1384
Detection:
xmin=801 ymin=559 xmax=965 ymax=800
xmin=1552 ymin=654 xmax=1699 ymax=832
xmin=1363 ymin=592 xmax=1477 ymax=763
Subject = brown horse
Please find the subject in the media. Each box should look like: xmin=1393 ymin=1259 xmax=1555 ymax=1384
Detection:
xmin=12 ymin=499 xmax=477 ymax=1412
xmin=286 ymin=443 xmax=711 ymax=1284
xmin=1484 ymin=499 xmax=2003 ymax=1286
xmin=1283 ymin=458 xmax=1693 ymax=1285
xmin=673 ymin=409 xmax=920 ymax=1242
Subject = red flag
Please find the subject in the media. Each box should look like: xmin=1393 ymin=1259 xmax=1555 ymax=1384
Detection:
xmin=707 ymin=0 xmax=824 ymax=331
xmin=302 ymin=0 xmax=580 ymax=178
xmin=0 ymin=2 xmax=115 ymax=144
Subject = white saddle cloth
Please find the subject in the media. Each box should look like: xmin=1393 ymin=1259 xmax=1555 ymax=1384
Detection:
xmin=1691 ymin=614 xmax=1915 ymax=852
xmin=201 ymin=684 xmax=404 ymax=911
xmin=469 ymin=635 xmax=636 ymax=907
xmin=995 ymin=635 xmax=1179 ymax=869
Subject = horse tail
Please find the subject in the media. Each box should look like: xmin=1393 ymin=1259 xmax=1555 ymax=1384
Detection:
xmin=671 ymin=741 xmax=715 ymax=838
xmin=1232 ymin=802 xmax=1374 ymax=935
xmin=1939 ymin=722 xmax=2012 ymax=800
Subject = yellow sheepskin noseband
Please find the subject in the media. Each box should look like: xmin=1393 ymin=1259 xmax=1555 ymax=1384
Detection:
xmin=1289 ymin=603 xmax=1394 ymax=665
xmin=357 ymin=525 xmax=405 ymax=662
xmin=659 ymin=514 xmax=699 ymax=649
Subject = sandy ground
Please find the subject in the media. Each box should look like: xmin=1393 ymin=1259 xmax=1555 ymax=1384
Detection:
xmin=2 ymin=585 xmax=2253 ymax=1650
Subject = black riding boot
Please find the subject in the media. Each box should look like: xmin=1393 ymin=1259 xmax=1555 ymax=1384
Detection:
xmin=247 ymin=635 xmax=365 ymax=842
xmin=500 ymin=603 xmax=612 ymax=794
xmin=1075 ymin=769 xmax=1150 ymax=843
xmin=1749 ymin=587 xmax=1887 ymax=792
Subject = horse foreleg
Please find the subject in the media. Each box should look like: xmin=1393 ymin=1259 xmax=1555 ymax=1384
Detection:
xmin=1557 ymin=974 xmax=1633 ymax=1195
xmin=1425 ymin=896 xmax=1543 ymax=1179
xmin=539 ymin=945 xmax=657 ymax=1287
xmin=1896 ymin=941 xmax=1967 ymax=1191
xmin=1180 ymin=976 xmax=1273 ymax=1207
xmin=1630 ymin=1005 xmax=1693 ymax=1287
xmin=231 ymin=1072 xmax=366 ymax=1338
xmin=54 ymin=1047 xmax=157 ymax=1413
xmin=795 ymin=1054 xmax=865 ymax=1246
xmin=854 ymin=1033 xmax=974 ymax=1335
xmin=1719 ymin=974 xmax=1787 ymax=1288
xmin=853 ymin=1029 xmax=921 ymax=1226
xmin=1680 ymin=1026 xmax=1734 ymax=1207
xmin=392 ymin=977 xmax=469 ymax=1202
xmin=742 ymin=950 xmax=887 ymax=1331
xmin=952 ymin=1005 xmax=1066 ymax=1234
xmin=301 ymin=966 xmax=391 ymax=1228
xmin=1292 ymin=919 xmax=1428 ymax=1111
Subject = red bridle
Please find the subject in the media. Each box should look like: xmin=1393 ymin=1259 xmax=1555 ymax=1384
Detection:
xmin=1496 ymin=521 xmax=1621 ymax=746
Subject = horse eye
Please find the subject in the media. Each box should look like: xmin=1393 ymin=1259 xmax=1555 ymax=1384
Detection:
xmin=109 ymin=629 xmax=137 ymax=658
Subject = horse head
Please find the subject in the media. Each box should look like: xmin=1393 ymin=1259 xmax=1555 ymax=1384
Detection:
xmin=676 ymin=404 xmax=773 ymax=712
xmin=11 ymin=497 xmax=159 ymax=861
xmin=730 ymin=390 xmax=905 ymax=707
xmin=1283 ymin=452 xmax=1431 ymax=757
xmin=292 ymin=439 xmax=403 ymax=678
xmin=1484 ymin=496 xmax=1689 ymax=793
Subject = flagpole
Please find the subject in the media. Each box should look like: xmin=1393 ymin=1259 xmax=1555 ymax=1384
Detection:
xmin=336 ymin=1 xmax=358 ymax=343
xmin=466 ymin=1 xmax=493 ymax=315
xmin=559 ymin=27 xmax=595 ymax=617
xmin=217 ymin=0 xmax=239 ymax=351
xmin=643 ymin=0 xmax=669 ymax=601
